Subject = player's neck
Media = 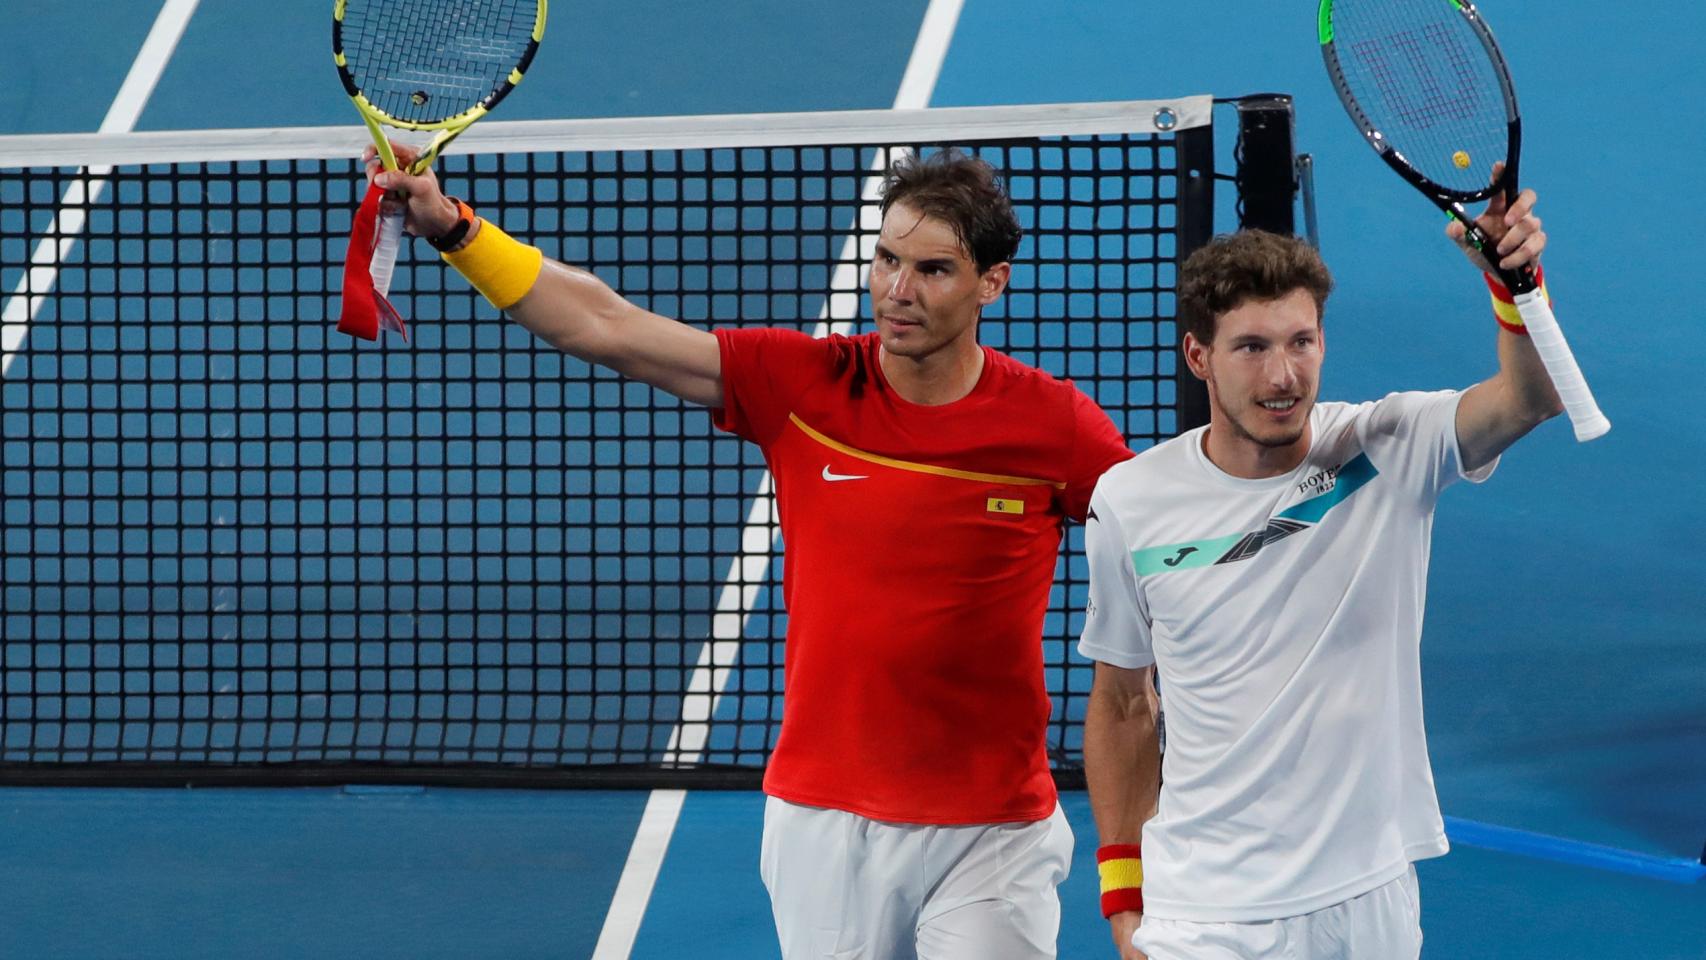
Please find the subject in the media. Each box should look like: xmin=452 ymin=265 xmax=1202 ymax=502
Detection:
xmin=1200 ymin=417 xmax=1313 ymax=479
xmin=879 ymin=337 xmax=986 ymax=406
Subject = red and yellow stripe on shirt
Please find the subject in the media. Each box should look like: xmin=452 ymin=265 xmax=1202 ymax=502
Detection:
xmin=709 ymin=327 xmax=1135 ymax=825
xmin=761 ymin=413 xmax=1067 ymax=824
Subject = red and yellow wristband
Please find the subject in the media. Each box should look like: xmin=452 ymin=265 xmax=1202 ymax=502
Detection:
xmin=1484 ymin=264 xmax=1549 ymax=336
xmin=1097 ymin=844 xmax=1144 ymax=917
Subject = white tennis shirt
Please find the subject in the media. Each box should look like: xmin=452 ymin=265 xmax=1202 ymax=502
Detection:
xmin=1079 ymin=391 xmax=1495 ymax=922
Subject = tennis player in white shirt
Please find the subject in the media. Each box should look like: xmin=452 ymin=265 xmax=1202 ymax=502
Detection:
xmin=1079 ymin=186 xmax=1563 ymax=959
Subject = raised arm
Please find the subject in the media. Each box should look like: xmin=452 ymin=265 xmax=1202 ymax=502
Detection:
xmin=368 ymin=144 xmax=723 ymax=408
xmin=1447 ymin=171 xmax=1566 ymax=472
xmin=1084 ymin=660 xmax=1161 ymax=959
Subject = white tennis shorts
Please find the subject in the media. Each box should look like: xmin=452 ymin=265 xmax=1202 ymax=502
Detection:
xmin=1130 ymin=865 xmax=1423 ymax=960
xmin=759 ymin=796 xmax=1073 ymax=960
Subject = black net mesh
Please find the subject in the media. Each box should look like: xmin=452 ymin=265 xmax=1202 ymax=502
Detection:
xmin=0 ymin=121 xmax=1216 ymax=784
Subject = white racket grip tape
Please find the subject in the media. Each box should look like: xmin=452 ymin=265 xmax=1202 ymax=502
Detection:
xmin=370 ymin=208 xmax=404 ymax=297
xmin=1513 ymin=290 xmax=1610 ymax=442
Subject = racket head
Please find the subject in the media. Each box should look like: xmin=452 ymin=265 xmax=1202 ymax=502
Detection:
xmin=333 ymin=0 xmax=546 ymax=134
xmin=1319 ymin=0 xmax=1520 ymax=205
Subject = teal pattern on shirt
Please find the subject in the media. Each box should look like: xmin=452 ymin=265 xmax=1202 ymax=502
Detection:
xmin=1130 ymin=454 xmax=1379 ymax=575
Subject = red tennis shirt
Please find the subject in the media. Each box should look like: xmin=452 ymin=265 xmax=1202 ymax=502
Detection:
xmin=713 ymin=328 xmax=1133 ymax=824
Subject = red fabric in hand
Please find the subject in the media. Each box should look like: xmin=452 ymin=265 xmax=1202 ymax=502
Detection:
xmin=337 ymin=181 xmax=409 ymax=342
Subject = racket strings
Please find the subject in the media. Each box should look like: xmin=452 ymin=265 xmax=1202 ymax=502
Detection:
xmin=1351 ymin=24 xmax=1479 ymax=127
xmin=342 ymin=0 xmax=539 ymax=124
xmin=1331 ymin=0 xmax=1508 ymax=193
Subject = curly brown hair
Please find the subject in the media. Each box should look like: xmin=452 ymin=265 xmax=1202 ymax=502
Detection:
xmin=879 ymin=149 xmax=1022 ymax=273
xmin=1178 ymin=230 xmax=1333 ymax=344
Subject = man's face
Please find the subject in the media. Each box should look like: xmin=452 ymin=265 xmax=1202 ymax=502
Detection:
xmin=868 ymin=201 xmax=1008 ymax=360
xmin=1186 ymin=288 xmax=1325 ymax=451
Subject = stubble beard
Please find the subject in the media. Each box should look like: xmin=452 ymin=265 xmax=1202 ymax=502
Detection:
xmin=1213 ymin=381 xmax=1311 ymax=450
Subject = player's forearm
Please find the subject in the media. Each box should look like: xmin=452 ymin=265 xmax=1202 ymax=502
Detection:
xmin=1083 ymin=681 xmax=1161 ymax=844
xmin=505 ymin=259 xmax=644 ymax=359
xmin=443 ymin=222 xmax=724 ymax=406
xmin=446 ymin=218 xmax=642 ymax=358
xmin=1458 ymin=294 xmax=1569 ymax=470
xmin=1493 ymin=325 xmax=1564 ymax=425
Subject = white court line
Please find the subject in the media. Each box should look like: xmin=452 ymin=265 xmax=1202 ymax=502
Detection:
xmin=0 ymin=0 xmax=201 ymax=377
xmin=588 ymin=2 xmax=965 ymax=957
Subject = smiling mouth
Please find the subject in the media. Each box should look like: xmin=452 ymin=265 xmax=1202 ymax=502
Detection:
xmin=1259 ymin=398 xmax=1298 ymax=412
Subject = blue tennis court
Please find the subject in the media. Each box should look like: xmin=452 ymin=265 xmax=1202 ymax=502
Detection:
xmin=1 ymin=1 xmax=1702 ymax=957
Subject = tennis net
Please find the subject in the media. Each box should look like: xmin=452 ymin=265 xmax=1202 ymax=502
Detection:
xmin=0 ymin=96 xmax=1297 ymax=787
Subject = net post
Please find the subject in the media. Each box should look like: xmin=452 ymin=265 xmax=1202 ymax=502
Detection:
xmin=1296 ymin=153 xmax=1320 ymax=249
xmin=1173 ymin=122 xmax=1215 ymax=432
xmin=1232 ymin=93 xmax=1300 ymax=235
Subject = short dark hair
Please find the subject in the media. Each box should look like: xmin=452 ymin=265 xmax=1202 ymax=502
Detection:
xmin=879 ymin=149 xmax=1022 ymax=273
xmin=1178 ymin=230 xmax=1334 ymax=343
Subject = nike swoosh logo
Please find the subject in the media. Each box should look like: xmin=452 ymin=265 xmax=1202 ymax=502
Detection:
xmin=1162 ymin=546 xmax=1198 ymax=567
xmin=822 ymin=465 xmax=869 ymax=482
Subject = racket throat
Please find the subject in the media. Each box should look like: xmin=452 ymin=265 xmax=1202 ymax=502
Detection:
xmin=1454 ymin=212 xmax=1539 ymax=295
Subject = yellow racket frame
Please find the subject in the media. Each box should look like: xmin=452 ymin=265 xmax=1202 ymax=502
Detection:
xmin=332 ymin=0 xmax=547 ymax=175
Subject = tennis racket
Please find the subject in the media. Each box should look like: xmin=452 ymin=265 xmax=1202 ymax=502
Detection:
xmin=1318 ymin=0 xmax=1609 ymax=441
xmin=333 ymin=0 xmax=547 ymax=297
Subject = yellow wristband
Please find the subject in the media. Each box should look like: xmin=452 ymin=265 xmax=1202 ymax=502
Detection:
xmin=1098 ymin=856 xmax=1144 ymax=892
xmin=442 ymin=217 xmax=544 ymax=310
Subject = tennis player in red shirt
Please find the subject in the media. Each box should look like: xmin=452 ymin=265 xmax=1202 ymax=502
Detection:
xmin=371 ymin=144 xmax=1134 ymax=959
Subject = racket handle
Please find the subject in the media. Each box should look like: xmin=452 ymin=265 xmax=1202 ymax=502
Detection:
xmin=370 ymin=208 xmax=404 ymax=297
xmin=1512 ymin=292 xmax=1610 ymax=442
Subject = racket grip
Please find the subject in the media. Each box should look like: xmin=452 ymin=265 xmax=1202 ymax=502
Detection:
xmin=370 ymin=209 xmax=405 ymax=297
xmin=1513 ymin=292 xmax=1610 ymax=442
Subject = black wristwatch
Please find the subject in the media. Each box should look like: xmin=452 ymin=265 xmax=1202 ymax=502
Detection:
xmin=426 ymin=197 xmax=477 ymax=252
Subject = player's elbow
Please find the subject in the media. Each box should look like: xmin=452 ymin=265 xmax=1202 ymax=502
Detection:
xmin=1517 ymin=378 xmax=1566 ymax=427
xmin=571 ymin=304 xmax=637 ymax=367
xmin=1089 ymin=667 xmax=1157 ymax=727
xmin=1488 ymin=369 xmax=1563 ymax=433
